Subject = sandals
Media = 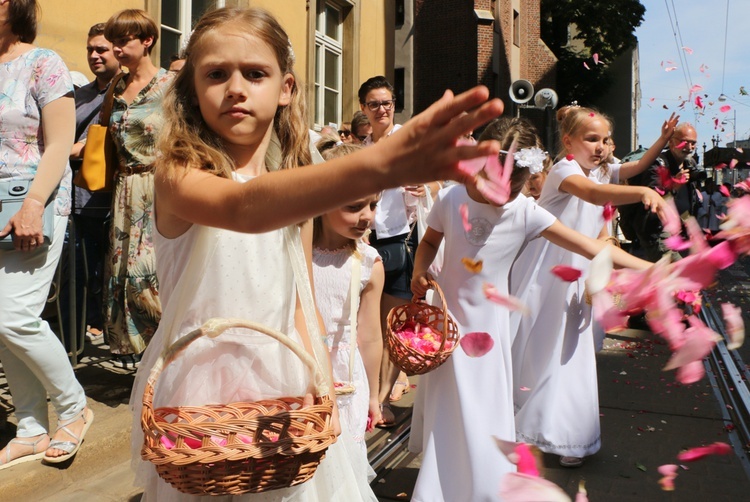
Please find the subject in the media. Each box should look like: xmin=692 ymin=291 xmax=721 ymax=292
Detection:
xmin=376 ymin=402 xmax=396 ymax=428
xmin=0 ymin=435 xmax=50 ymax=471
xmin=43 ymin=408 xmax=94 ymax=464
xmin=389 ymin=380 xmax=411 ymax=402
xmin=559 ymin=456 xmax=584 ymax=468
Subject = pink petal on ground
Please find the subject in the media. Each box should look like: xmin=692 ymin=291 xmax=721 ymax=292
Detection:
xmin=583 ymin=61 xmax=590 ymax=70
xmin=500 ymin=473 xmax=571 ymax=502
xmin=658 ymin=464 xmax=678 ymax=491
xmin=551 ymin=265 xmax=582 ymax=282
xmin=720 ymin=185 xmax=731 ymax=197
xmin=720 ymin=105 xmax=732 ymax=113
xmin=677 ymin=442 xmax=732 ymax=462
xmin=730 ymin=158 xmax=739 ymax=169
xmin=566 ymin=154 xmax=575 ymax=161
xmin=682 ymin=46 xmax=694 ymax=55
xmin=459 ymin=203 xmax=472 ymax=232
xmin=602 ymin=202 xmax=615 ymax=222
xmin=460 ymin=331 xmax=494 ymax=357
xmin=665 ymin=66 xmax=678 ymax=72
xmin=593 ymin=53 xmax=600 ymax=65
xmin=483 ymin=282 xmax=529 ymax=314
xmin=722 ymin=303 xmax=745 ymax=350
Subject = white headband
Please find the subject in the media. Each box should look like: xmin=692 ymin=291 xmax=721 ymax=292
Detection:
xmin=500 ymin=147 xmax=548 ymax=175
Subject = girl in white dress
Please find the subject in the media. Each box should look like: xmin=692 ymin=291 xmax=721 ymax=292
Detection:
xmin=126 ymin=6 xmax=506 ymax=501
xmin=312 ymin=144 xmax=385 ymax=457
xmin=409 ymin=117 xmax=651 ymax=501
xmin=510 ymin=106 xmax=670 ymax=468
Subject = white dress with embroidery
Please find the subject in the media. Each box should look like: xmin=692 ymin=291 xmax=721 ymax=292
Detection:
xmin=129 ymin=173 xmax=377 ymax=501
xmin=313 ymin=243 xmax=381 ymax=455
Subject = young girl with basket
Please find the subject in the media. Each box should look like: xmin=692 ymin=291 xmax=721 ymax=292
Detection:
xmin=408 ymin=117 xmax=652 ymax=501
xmin=127 ymin=6 xmax=504 ymax=500
xmin=312 ymin=144 xmax=384 ymax=459
xmin=509 ymin=106 xmax=672 ymax=468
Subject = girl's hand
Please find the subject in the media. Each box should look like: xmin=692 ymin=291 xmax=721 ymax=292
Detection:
xmin=405 ymin=184 xmax=427 ymax=198
xmin=661 ymin=112 xmax=679 ymax=140
xmin=640 ymin=187 xmax=667 ymax=219
xmin=377 ymin=86 xmax=503 ymax=186
xmin=367 ymin=399 xmax=382 ymax=432
xmin=411 ymin=272 xmax=433 ymax=298
xmin=0 ymin=198 xmax=46 ymax=252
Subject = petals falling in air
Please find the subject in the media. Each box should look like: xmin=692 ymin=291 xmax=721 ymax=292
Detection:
xmin=677 ymin=442 xmax=731 ymax=462
xmin=461 ymin=257 xmax=483 ymax=274
xmin=583 ymin=61 xmax=590 ymax=70
xmin=720 ymin=184 xmax=730 ymax=197
xmin=483 ymin=282 xmax=529 ymax=314
xmin=720 ymin=105 xmax=732 ymax=113
xmin=566 ymin=154 xmax=575 ymax=161
xmin=682 ymin=46 xmax=693 ymax=55
xmin=658 ymin=464 xmax=678 ymax=491
xmin=551 ymin=265 xmax=582 ymax=282
xmin=461 ymin=332 xmax=494 ymax=357
xmin=459 ymin=203 xmax=472 ymax=232
xmin=456 ymin=139 xmax=487 ymax=176
xmin=592 ymin=53 xmax=600 ymax=65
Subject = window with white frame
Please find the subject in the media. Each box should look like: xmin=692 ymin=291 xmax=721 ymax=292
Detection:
xmin=160 ymin=0 xmax=224 ymax=68
xmin=314 ymin=2 xmax=344 ymax=128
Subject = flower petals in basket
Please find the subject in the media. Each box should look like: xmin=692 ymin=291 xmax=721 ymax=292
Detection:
xmin=385 ymin=280 xmax=459 ymax=375
xmin=141 ymin=318 xmax=337 ymax=496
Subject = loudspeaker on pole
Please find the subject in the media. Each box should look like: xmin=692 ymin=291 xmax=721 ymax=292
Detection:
xmin=509 ymin=79 xmax=534 ymax=104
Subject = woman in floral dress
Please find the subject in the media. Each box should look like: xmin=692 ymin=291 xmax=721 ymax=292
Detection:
xmin=102 ymin=9 xmax=172 ymax=365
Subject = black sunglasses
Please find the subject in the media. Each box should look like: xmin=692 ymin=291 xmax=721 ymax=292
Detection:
xmin=338 ymin=130 xmax=352 ymax=137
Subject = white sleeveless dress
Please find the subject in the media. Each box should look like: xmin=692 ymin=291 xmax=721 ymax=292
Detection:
xmin=510 ymin=159 xmax=620 ymax=458
xmin=313 ymin=243 xmax=381 ymax=454
xmin=129 ymin=173 xmax=377 ymax=501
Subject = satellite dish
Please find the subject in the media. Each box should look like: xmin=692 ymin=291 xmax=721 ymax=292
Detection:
xmin=534 ymin=88 xmax=558 ymax=109
xmin=509 ymin=80 xmax=534 ymax=104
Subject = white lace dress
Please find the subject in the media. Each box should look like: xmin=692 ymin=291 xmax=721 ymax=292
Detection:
xmin=129 ymin=173 xmax=377 ymax=501
xmin=313 ymin=243 xmax=381 ymax=454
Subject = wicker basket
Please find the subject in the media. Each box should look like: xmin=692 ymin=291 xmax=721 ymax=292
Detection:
xmin=141 ymin=318 xmax=336 ymax=496
xmin=385 ymin=280 xmax=460 ymax=375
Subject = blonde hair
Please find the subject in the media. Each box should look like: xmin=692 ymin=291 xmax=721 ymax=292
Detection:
xmin=313 ymin=144 xmax=365 ymax=255
xmin=156 ymin=7 xmax=311 ymax=181
xmin=478 ymin=117 xmax=545 ymax=199
xmin=555 ymin=105 xmax=607 ymax=162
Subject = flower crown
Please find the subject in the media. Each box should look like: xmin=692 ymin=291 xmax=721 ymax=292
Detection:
xmin=500 ymin=147 xmax=548 ymax=175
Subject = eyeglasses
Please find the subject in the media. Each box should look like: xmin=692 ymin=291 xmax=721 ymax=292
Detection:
xmin=338 ymin=130 xmax=352 ymax=137
xmin=365 ymin=99 xmax=396 ymax=111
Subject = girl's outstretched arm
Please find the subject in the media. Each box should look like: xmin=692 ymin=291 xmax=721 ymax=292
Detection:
xmin=619 ymin=113 xmax=679 ymax=180
xmin=155 ymin=86 xmax=503 ymax=237
xmin=560 ymin=174 xmax=668 ymax=222
xmin=357 ymin=259 xmax=385 ymax=430
xmin=541 ymin=220 xmax=650 ymax=270
xmin=411 ymin=227 xmax=444 ymax=297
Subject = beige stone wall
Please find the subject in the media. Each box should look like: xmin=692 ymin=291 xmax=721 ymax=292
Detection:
xmin=36 ymin=1 xmax=146 ymax=76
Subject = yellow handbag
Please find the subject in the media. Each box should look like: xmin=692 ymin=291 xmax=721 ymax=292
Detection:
xmin=74 ymin=72 xmax=125 ymax=192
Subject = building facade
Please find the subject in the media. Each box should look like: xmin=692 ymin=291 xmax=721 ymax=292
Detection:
xmin=36 ymin=0 xmax=391 ymax=131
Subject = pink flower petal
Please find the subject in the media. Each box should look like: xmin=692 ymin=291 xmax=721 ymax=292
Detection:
xmin=682 ymin=46 xmax=693 ymax=55
xmin=500 ymin=473 xmax=571 ymax=502
xmin=722 ymin=303 xmax=745 ymax=350
xmin=658 ymin=464 xmax=678 ymax=491
xmin=720 ymin=184 xmax=730 ymax=197
xmin=689 ymin=84 xmax=703 ymax=94
xmin=483 ymin=282 xmax=529 ymax=314
xmin=665 ymin=66 xmax=678 ymax=72
xmin=715 ymin=162 xmax=727 ymax=170
xmin=661 ymin=198 xmax=682 ymax=236
xmin=675 ymin=141 xmax=687 ymax=149
xmin=460 ymin=331 xmax=494 ymax=357
xmin=676 ymin=360 xmax=705 ymax=384
xmin=665 ymin=235 xmax=691 ymax=251
xmin=730 ymin=158 xmax=739 ymax=169
xmin=475 ymin=140 xmax=515 ymax=206
xmin=456 ymin=138 xmax=487 ymax=176
xmin=655 ymin=186 xmax=665 ymax=195
xmin=551 ymin=265 xmax=582 ymax=282
xmin=566 ymin=154 xmax=575 ymax=161
xmin=663 ymin=316 xmax=720 ymax=372
xmin=677 ymin=442 xmax=732 ymax=462
xmin=720 ymin=105 xmax=732 ymax=113
xmin=583 ymin=61 xmax=590 ymax=70
xmin=592 ymin=53 xmax=600 ymax=65
xmin=459 ymin=203 xmax=472 ymax=232
xmin=694 ymin=95 xmax=704 ymax=109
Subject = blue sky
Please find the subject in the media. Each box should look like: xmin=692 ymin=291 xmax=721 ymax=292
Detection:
xmin=635 ymin=0 xmax=750 ymax=153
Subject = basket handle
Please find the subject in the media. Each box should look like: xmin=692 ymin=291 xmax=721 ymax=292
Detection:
xmin=144 ymin=318 xmax=330 ymax=407
xmin=412 ymin=278 xmax=450 ymax=350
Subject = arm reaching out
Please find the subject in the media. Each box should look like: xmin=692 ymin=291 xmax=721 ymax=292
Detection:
xmin=411 ymin=226 xmax=444 ymax=297
xmin=619 ymin=113 xmax=679 ymax=180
